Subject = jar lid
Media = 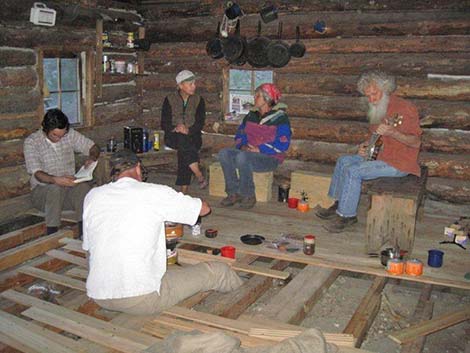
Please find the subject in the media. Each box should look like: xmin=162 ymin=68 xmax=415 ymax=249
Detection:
xmin=304 ymin=235 xmax=315 ymax=243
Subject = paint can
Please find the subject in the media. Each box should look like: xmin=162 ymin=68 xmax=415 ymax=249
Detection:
xmin=387 ymin=258 xmax=405 ymax=275
xmin=405 ymin=258 xmax=423 ymax=276
xmin=427 ymin=249 xmax=444 ymax=268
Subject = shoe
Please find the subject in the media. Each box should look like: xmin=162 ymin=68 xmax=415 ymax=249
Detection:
xmin=315 ymin=201 xmax=339 ymax=220
xmin=220 ymin=194 xmax=242 ymax=207
xmin=323 ymin=214 xmax=358 ymax=233
xmin=239 ymin=195 xmax=256 ymax=209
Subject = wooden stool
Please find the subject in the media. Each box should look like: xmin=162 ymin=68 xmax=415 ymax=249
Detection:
xmin=290 ymin=171 xmax=335 ymax=209
xmin=209 ymin=162 xmax=273 ymax=202
xmin=365 ymin=167 xmax=428 ymax=255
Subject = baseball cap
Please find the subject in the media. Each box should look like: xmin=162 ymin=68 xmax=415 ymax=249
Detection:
xmin=110 ymin=150 xmax=140 ymax=175
xmin=176 ymin=70 xmax=196 ymax=84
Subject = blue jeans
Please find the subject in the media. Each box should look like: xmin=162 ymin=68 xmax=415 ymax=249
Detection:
xmin=328 ymin=155 xmax=408 ymax=217
xmin=218 ymin=148 xmax=279 ymax=197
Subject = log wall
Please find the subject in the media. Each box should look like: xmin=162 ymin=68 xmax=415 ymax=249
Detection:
xmin=138 ymin=1 xmax=470 ymax=203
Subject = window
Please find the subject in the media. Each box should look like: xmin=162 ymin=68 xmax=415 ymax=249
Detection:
xmin=228 ymin=69 xmax=273 ymax=115
xmin=43 ymin=54 xmax=85 ymax=125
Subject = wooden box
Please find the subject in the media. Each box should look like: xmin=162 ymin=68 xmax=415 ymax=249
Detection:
xmin=209 ymin=162 xmax=273 ymax=202
xmin=290 ymin=171 xmax=335 ymax=209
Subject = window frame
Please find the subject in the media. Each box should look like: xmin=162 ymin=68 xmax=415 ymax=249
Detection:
xmin=222 ymin=67 xmax=275 ymax=117
xmin=37 ymin=48 xmax=94 ymax=127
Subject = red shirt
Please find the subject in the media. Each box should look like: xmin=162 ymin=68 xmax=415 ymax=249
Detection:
xmin=370 ymin=95 xmax=422 ymax=176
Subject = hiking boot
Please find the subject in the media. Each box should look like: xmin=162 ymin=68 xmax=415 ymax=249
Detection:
xmin=322 ymin=214 xmax=358 ymax=233
xmin=315 ymin=201 xmax=339 ymax=220
xmin=220 ymin=193 xmax=242 ymax=207
xmin=239 ymin=195 xmax=256 ymax=209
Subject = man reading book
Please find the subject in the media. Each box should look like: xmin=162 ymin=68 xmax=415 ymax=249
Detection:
xmin=24 ymin=109 xmax=100 ymax=236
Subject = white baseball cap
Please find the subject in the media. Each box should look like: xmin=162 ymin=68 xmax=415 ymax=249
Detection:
xmin=176 ymin=70 xmax=196 ymax=84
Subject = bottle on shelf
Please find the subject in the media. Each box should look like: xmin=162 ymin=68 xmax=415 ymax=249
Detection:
xmin=127 ymin=32 xmax=135 ymax=48
xmin=103 ymin=55 xmax=108 ymax=73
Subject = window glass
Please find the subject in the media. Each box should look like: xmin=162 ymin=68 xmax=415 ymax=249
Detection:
xmin=43 ymin=58 xmax=58 ymax=92
xmin=228 ymin=69 xmax=273 ymax=116
xmin=60 ymin=58 xmax=78 ymax=91
xmin=61 ymin=92 xmax=79 ymax=121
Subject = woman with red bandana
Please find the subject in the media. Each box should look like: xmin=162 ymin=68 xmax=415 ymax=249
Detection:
xmin=218 ymin=83 xmax=291 ymax=209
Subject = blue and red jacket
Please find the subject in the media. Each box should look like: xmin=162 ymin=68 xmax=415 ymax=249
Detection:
xmin=235 ymin=104 xmax=291 ymax=163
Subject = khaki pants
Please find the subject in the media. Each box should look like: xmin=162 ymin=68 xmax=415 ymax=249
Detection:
xmin=94 ymin=262 xmax=243 ymax=315
xmin=31 ymin=183 xmax=91 ymax=227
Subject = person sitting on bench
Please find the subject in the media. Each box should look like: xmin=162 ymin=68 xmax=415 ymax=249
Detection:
xmin=315 ymin=71 xmax=422 ymax=233
xmin=218 ymin=83 xmax=291 ymax=209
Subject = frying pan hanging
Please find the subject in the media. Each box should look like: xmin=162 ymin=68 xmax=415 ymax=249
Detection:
xmin=206 ymin=22 xmax=224 ymax=59
xmin=266 ymin=22 xmax=290 ymax=68
xmin=289 ymin=26 xmax=306 ymax=58
xmin=222 ymin=19 xmax=246 ymax=64
xmin=246 ymin=20 xmax=271 ymax=68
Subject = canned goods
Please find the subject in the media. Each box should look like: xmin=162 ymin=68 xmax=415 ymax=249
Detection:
xmin=153 ymin=132 xmax=160 ymax=151
xmin=405 ymin=259 xmax=423 ymax=276
xmin=127 ymin=32 xmax=134 ymax=48
xmin=387 ymin=258 xmax=405 ymax=275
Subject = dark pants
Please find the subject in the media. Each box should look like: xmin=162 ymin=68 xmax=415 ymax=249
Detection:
xmin=165 ymin=132 xmax=202 ymax=186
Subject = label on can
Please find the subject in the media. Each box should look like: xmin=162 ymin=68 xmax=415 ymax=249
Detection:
xmin=153 ymin=132 xmax=160 ymax=151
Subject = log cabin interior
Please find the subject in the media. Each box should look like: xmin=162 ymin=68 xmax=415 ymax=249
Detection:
xmin=0 ymin=0 xmax=469 ymax=352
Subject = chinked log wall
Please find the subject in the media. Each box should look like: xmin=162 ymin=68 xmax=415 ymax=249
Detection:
xmin=0 ymin=0 xmax=144 ymax=221
xmin=138 ymin=1 xmax=470 ymax=203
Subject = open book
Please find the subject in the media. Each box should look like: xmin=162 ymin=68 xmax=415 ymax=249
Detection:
xmin=74 ymin=161 xmax=98 ymax=183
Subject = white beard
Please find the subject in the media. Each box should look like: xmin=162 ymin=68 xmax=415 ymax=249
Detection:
xmin=367 ymin=94 xmax=390 ymax=125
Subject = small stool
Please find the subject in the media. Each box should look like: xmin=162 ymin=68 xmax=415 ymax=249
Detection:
xmin=209 ymin=162 xmax=273 ymax=202
xmin=290 ymin=170 xmax=335 ymax=209
xmin=365 ymin=167 xmax=428 ymax=255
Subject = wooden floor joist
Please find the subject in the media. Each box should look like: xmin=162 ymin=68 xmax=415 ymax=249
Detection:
xmin=0 ymin=229 xmax=74 ymax=272
xmin=253 ymin=265 xmax=340 ymax=325
xmin=0 ymin=222 xmax=46 ymax=252
xmin=389 ymin=306 xmax=470 ymax=345
xmin=343 ymin=276 xmax=388 ymax=347
xmin=18 ymin=265 xmax=86 ymax=291
xmin=401 ymin=284 xmax=434 ymax=353
xmin=46 ymin=249 xmax=88 ymax=268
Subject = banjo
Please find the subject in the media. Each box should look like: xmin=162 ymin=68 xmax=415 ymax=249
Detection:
xmin=366 ymin=114 xmax=403 ymax=161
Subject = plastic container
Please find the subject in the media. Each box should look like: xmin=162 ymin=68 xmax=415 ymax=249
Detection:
xmin=287 ymin=197 xmax=299 ymax=209
xmin=427 ymin=249 xmax=444 ymax=268
xmin=220 ymin=246 xmax=236 ymax=259
xmin=115 ymin=60 xmax=126 ymax=74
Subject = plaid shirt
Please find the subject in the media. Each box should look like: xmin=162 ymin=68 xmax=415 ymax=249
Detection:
xmin=24 ymin=128 xmax=95 ymax=189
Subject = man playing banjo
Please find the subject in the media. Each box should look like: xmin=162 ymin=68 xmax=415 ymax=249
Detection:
xmin=315 ymin=71 xmax=422 ymax=233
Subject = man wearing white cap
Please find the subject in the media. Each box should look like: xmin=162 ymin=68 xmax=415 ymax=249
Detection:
xmin=161 ymin=70 xmax=207 ymax=195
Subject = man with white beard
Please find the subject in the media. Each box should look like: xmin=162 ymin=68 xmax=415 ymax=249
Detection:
xmin=315 ymin=71 xmax=422 ymax=233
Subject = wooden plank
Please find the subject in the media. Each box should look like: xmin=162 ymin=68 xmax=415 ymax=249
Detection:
xmin=0 ymin=229 xmax=74 ymax=272
xmin=0 ymin=222 xmax=45 ymax=252
xmin=1 ymin=290 xmax=157 ymax=352
xmin=344 ymin=277 xmax=388 ymax=347
xmin=254 ymin=266 xmax=340 ymax=325
xmin=0 ymin=310 xmax=76 ymax=353
xmin=65 ymin=267 xmax=88 ymax=279
xmin=389 ymin=307 xmax=470 ymax=345
xmin=209 ymin=260 xmax=290 ymax=319
xmin=401 ymin=285 xmax=434 ymax=353
xmin=17 ymin=266 xmax=86 ymax=291
xmin=179 ymin=238 xmax=470 ymax=291
xmin=46 ymin=249 xmax=88 ymax=268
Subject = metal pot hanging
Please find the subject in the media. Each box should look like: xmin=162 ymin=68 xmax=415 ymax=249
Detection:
xmin=246 ymin=20 xmax=271 ymax=68
xmin=266 ymin=22 xmax=291 ymax=68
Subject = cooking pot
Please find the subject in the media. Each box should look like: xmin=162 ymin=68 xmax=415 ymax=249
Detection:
xmin=206 ymin=22 xmax=224 ymax=59
xmin=266 ymin=22 xmax=290 ymax=68
xmin=222 ymin=19 xmax=246 ymax=64
xmin=246 ymin=20 xmax=271 ymax=68
xmin=259 ymin=3 xmax=278 ymax=24
xmin=289 ymin=26 xmax=306 ymax=58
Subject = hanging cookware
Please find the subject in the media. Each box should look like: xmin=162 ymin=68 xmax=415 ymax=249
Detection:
xmin=222 ymin=19 xmax=246 ymax=64
xmin=206 ymin=22 xmax=224 ymax=59
xmin=266 ymin=22 xmax=290 ymax=68
xmin=246 ymin=20 xmax=271 ymax=68
xmin=289 ymin=26 xmax=306 ymax=58
xmin=259 ymin=3 xmax=278 ymax=24
xmin=233 ymin=21 xmax=248 ymax=66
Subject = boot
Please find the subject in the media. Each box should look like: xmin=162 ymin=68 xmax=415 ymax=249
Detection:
xmin=315 ymin=201 xmax=339 ymax=220
xmin=239 ymin=195 xmax=256 ymax=209
xmin=322 ymin=214 xmax=358 ymax=233
xmin=220 ymin=194 xmax=242 ymax=207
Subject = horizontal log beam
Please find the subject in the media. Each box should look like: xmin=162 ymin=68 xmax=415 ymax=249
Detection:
xmin=0 ymin=140 xmax=25 ymax=168
xmin=0 ymin=67 xmax=37 ymax=89
xmin=97 ymin=83 xmax=138 ymax=104
xmin=0 ymin=90 xmax=40 ymax=115
xmin=146 ymin=11 xmax=470 ymax=42
xmin=0 ymin=165 xmax=30 ymax=201
xmin=0 ymin=113 xmax=39 ymax=141
xmin=0 ymin=48 xmax=35 ymax=67
xmin=94 ymin=99 xmax=142 ymax=126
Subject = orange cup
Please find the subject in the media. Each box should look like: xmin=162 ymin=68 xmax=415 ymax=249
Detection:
xmin=220 ymin=246 xmax=236 ymax=259
xmin=297 ymin=202 xmax=309 ymax=212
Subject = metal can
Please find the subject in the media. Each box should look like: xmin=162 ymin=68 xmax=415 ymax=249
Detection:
xmin=387 ymin=258 xmax=405 ymax=275
xmin=142 ymin=129 xmax=149 ymax=152
xmin=127 ymin=62 xmax=134 ymax=74
xmin=106 ymin=137 xmax=116 ymax=152
xmin=153 ymin=132 xmax=160 ymax=151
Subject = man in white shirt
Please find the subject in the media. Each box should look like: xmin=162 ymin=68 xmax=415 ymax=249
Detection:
xmin=82 ymin=150 xmax=242 ymax=314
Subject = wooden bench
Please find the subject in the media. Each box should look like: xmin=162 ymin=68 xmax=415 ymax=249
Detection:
xmin=365 ymin=167 xmax=428 ymax=255
xmin=209 ymin=162 xmax=273 ymax=202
